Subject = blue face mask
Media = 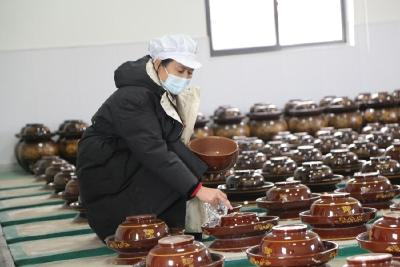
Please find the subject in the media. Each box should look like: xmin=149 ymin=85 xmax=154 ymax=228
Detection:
xmin=161 ymin=67 xmax=191 ymax=95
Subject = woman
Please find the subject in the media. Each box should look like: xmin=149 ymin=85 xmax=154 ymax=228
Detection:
xmin=77 ymin=34 xmax=232 ymax=241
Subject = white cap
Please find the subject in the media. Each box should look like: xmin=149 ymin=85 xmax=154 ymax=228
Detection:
xmin=148 ymin=34 xmax=202 ymax=69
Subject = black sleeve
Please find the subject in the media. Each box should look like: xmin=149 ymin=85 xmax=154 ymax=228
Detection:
xmin=111 ymin=88 xmax=200 ymax=196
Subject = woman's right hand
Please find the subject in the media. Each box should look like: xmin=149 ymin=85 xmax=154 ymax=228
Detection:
xmin=195 ymin=186 xmax=233 ymax=210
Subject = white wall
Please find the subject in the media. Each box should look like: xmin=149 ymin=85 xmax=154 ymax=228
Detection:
xmin=1 ymin=0 xmax=400 ymax=169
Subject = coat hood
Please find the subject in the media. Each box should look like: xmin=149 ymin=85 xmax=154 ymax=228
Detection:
xmin=114 ymin=55 xmax=161 ymax=92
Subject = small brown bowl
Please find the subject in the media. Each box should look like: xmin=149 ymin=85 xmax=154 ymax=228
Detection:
xmin=105 ymin=214 xmax=169 ymax=265
xmin=146 ymin=235 xmax=224 ymax=267
xmin=265 ymin=180 xmax=311 ymax=202
xmin=344 ymin=253 xmax=400 ymax=267
xmin=189 ymin=136 xmax=238 ymax=173
xmin=300 ymin=207 xmax=376 ymax=228
xmin=256 ymin=181 xmax=320 ymax=219
xmin=309 ymin=193 xmax=364 ymax=217
xmin=357 ymin=230 xmax=400 ymax=257
xmin=202 ymin=213 xmax=278 ymax=239
xmin=370 ymin=212 xmax=400 ymax=243
xmin=336 ymin=172 xmax=400 ymax=204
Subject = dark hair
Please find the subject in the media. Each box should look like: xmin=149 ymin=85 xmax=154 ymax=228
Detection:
xmin=161 ymin=58 xmax=173 ymax=67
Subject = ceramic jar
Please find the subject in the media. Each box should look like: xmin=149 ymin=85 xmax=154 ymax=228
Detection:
xmin=361 ymin=156 xmax=400 ymax=177
xmin=286 ymin=101 xmax=327 ymax=135
xmin=192 ymin=113 xmax=214 ymax=139
xmin=235 ymin=151 xmax=267 ymax=170
xmin=212 ymin=106 xmax=250 ymax=138
xmin=62 ymin=176 xmax=80 ymax=205
xmin=291 ymin=145 xmax=323 ymax=164
xmin=226 ymin=170 xmax=265 ymax=189
xmin=381 ymin=123 xmax=400 ymax=139
xmin=57 ymin=120 xmax=88 ymax=164
xmin=53 ymin=165 xmax=78 ymax=193
xmin=31 ymin=155 xmax=61 ymax=177
xmin=348 ymin=140 xmax=382 ymax=160
xmin=234 ymin=136 xmax=265 ymax=152
xmin=262 ymin=156 xmax=297 ymax=182
xmin=386 ymin=140 xmax=400 ymax=161
xmin=15 ymin=123 xmax=59 ymax=173
xmin=313 ymin=135 xmax=342 ymax=155
xmin=363 ymin=92 xmax=399 ymax=124
xmin=333 ymin=128 xmax=359 ymax=145
xmin=326 ymin=97 xmax=363 ymax=131
xmin=323 ymin=148 xmax=362 ymax=175
xmin=248 ymin=103 xmax=288 ymax=141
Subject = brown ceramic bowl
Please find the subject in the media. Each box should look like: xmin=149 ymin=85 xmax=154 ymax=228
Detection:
xmin=146 ymin=235 xmax=224 ymax=267
xmin=344 ymin=253 xmax=400 ymax=267
xmin=300 ymin=193 xmax=376 ymax=228
xmin=309 ymin=193 xmax=363 ymax=217
xmin=357 ymin=212 xmax=400 ymax=257
xmin=106 ymin=214 xmax=169 ymax=265
xmin=202 ymin=213 xmax=279 ymax=239
xmin=245 ymin=224 xmax=338 ymax=267
xmin=189 ymin=136 xmax=238 ymax=173
xmin=370 ymin=212 xmax=400 ymax=243
xmin=246 ymin=240 xmax=338 ymax=267
xmin=260 ymin=224 xmax=324 ymax=257
xmin=256 ymin=181 xmax=320 ymax=219
xmin=337 ymin=172 xmax=400 ymax=204
xmin=261 ymin=156 xmax=297 ymax=182
xmin=265 ymin=180 xmax=311 ymax=202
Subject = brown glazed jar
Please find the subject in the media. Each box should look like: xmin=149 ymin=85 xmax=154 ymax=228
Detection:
xmin=393 ymin=89 xmax=400 ymax=122
xmin=192 ymin=113 xmax=214 ymax=139
xmin=288 ymin=101 xmax=327 ymax=135
xmin=234 ymin=136 xmax=265 ymax=152
xmin=291 ymin=145 xmax=323 ymax=164
xmin=381 ymin=123 xmax=400 ymax=139
xmin=348 ymin=140 xmax=382 ymax=160
xmin=294 ymin=161 xmax=334 ymax=183
xmin=287 ymin=101 xmax=327 ymax=135
xmin=226 ymin=170 xmax=265 ymax=189
xmin=366 ymin=131 xmax=394 ymax=149
xmin=313 ymin=135 xmax=342 ymax=155
xmin=272 ymin=132 xmax=300 ymax=149
xmin=43 ymin=161 xmax=74 ymax=185
xmin=31 ymin=155 xmax=61 ymax=177
xmin=386 ymin=140 xmax=400 ymax=162
xmin=333 ymin=128 xmax=359 ymax=145
xmin=262 ymin=156 xmax=297 ymax=182
xmin=248 ymin=103 xmax=288 ymax=141
xmin=363 ymin=92 xmax=399 ymax=124
xmin=53 ymin=165 xmax=78 ymax=193
xmin=57 ymin=120 xmax=88 ymax=164
xmin=235 ymin=150 xmax=267 ymax=170
xmin=260 ymin=141 xmax=284 ymax=159
xmin=326 ymin=97 xmax=363 ymax=131
xmin=362 ymin=156 xmax=400 ymax=176
xmin=323 ymin=148 xmax=362 ymax=174
xmin=62 ymin=176 xmax=80 ymax=205
xmin=212 ymin=106 xmax=250 ymax=138
xmin=15 ymin=123 xmax=59 ymax=173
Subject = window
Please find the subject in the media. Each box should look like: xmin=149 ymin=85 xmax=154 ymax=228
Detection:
xmin=205 ymin=0 xmax=346 ymax=56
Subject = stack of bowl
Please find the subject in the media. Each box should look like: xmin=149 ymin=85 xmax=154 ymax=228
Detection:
xmin=256 ymin=180 xmax=320 ymax=219
xmin=246 ymin=224 xmax=338 ymax=267
xmin=300 ymin=193 xmax=376 ymax=240
xmin=335 ymin=172 xmax=400 ymax=209
xmin=105 ymin=214 xmax=169 ymax=265
xmin=201 ymin=212 xmax=278 ymax=252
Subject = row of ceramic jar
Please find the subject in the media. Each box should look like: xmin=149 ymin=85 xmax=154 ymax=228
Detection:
xmin=15 ymin=120 xmax=88 ymax=172
xmin=104 ymin=203 xmax=400 ymax=267
xmin=194 ymin=92 xmax=400 ymax=139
